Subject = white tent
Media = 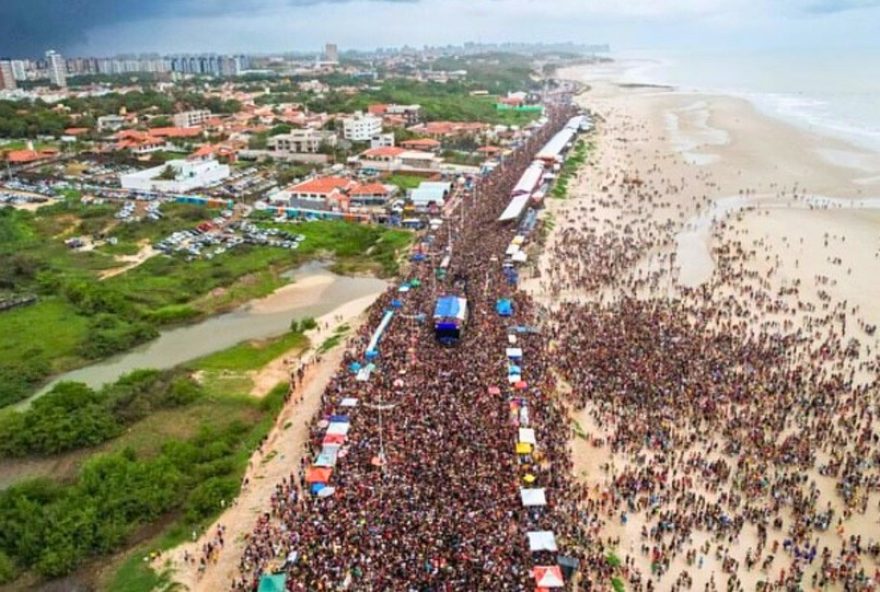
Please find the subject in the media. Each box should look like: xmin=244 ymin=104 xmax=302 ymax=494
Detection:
xmin=326 ymin=422 xmax=351 ymax=436
xmin=518 ymin=428 xmax=536 ymax=445
xmin=520 ymin=488 xmax=546 ymax=507
xmin=340 ymin=397 xmax=359 ymax=407
xmin=512 ymin=251 xmax=528 ymax=263
xmin=508 ymin=374 xmax=522 ymax=384
xmin=506 ymin=347 xmax=523 ymax=359
xmin=527 ymin=531 xmax=558 ymax=552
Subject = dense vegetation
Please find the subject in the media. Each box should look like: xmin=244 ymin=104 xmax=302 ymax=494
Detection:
xmin=0 ymin=90 xmax=240 ymax=138
xmin=0 ymin=370 xmax=198 ymax=457
xmin=0 ymin=323 xmax=307 ymax=584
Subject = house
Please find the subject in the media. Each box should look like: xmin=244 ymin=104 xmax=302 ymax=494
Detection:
xmin=407 ymin=121 xmax=486 ymax=138
xmin=358 ymin=147 xmax=439 ymax=173
xmin=172 ymin=110 xmax=211 ymax=128
xmin=270 ymin=129 xmax=337 ymax=155
xmin=400 ymin=138 xmax=441 ymax=152
xmin=4 ymin=148 xmax=57 ymax=164
xmin=97 ymin=114 xmax=125 ymax=131
xmin=274 ymin=175 xmax=394 ymax=211
xmin=368 ymin=103 xmax=421 ymax=125
xmin=148 ymin=127 xmax=203 ymax=140
xmin=370 ymin=133 xmax=396 ymax=149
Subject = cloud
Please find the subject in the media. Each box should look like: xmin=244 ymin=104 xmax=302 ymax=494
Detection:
xmin=1 ymin=0 xmax=879 ymax=57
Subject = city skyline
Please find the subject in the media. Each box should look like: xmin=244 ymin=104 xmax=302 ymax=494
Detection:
xmin=2 ymin=0 xmax=880 ymax=58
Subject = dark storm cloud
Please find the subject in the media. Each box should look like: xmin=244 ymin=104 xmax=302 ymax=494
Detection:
xmin=0 ymin=0 xmax=417 ymax=57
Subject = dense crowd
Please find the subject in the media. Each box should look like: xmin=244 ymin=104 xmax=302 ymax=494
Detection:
xmin=539 ymin=109 xmax=880 ymax=591
xmin=228 ymin=103 xmax=612 ymax=591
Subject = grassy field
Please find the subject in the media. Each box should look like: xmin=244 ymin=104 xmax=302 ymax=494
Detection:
xmin=385 ymin=174 xmax=424 ymax=192
xmin=0 ymin=201 xmax=410 ymax=407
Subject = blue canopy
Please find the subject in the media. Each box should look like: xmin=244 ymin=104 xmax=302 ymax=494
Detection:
xmin=349 ymin=362 xmax=362 ymax=372
xmin=391 ymin=299 xmax=403 ymax=308
xmin=434 ymin=296 xmax=466 ymax=319
xmin=410 ymin=253 xmax=426 ymax=262
xmin=508 ymin=364 xmax=522 ymax=375
xmin=496 ymin=299 xmax=513 ymax=316
xmin=330 ymin=415 xmax=349 ymax=423
xmin=258 ymin=574 xmax=287 ymax=592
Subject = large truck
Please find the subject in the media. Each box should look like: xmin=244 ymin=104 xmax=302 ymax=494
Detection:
xmin=433 ymin=294 xmax=467 ymax=345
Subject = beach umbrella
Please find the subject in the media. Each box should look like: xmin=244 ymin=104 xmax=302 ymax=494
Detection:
xmin=317 ymin=419 xmax=329 ymax=429
xmin=515 ymin=380 xmax=528 ymax=390
xmin=533 ymin=566 xmax=564 ymax=588
xmin=523 ymin=473 xmax=536 ymax=484
xmin=488 ymin=386 xmax=501 ymax=395
xmin=393 ymin=378 xmax=405 ymax=388
xmin=410 ymin=278 xmax=421 ymax=287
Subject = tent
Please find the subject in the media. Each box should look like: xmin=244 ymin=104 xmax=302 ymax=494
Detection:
xmin=506 ymin=347 xmax=523 ymax=360
xmin=315 ymin=445 xmax=340 ymax=467
xmin=515 ymin=380 xmax=528 ymax=389
xmin=520 ymin=488 xmax=546 ymax=507
xmin=323 ymin=433 xmax=346 ymax=445
xmin=508 ymin=365 xmax=522 ymax=376
xmin=496 ymin=299 xmax=514 ymax=317
xmin=326 ymin=422 xmax=351 ymax=436
xmin=340 ymin=397 xmax=359 ymax=407
xmin=516 ymin=442 xmax=533 ymax=455
xmin=306 ymin=466 xmax=333 ymax=484
xmin=508 ymin=374 xmax=522 ymax=384
xmin=329 ymin=415 xmax=350 ymax=423
xmin=527 ymin=531 xmax=558 ymax=552
xmin=258 ymin=574 xmax=287 ymax=592
xmin=533 ymin=566 xmax=564 ymax=588
xmin=519 ymin=428 xmax=537 ymax=445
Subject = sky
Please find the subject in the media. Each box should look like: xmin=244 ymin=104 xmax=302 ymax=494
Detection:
xmin=1 ymin=0 xmax=879 ymax=58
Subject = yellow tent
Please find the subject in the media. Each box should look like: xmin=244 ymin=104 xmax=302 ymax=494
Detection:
xmin=516 ymin=442 xmax=533 ymax=454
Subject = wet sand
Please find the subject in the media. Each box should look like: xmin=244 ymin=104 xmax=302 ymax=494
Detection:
xmin=531 ymin=64 xmax=880 ymax=591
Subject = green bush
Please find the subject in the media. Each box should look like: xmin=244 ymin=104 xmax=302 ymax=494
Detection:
xmin=0 ymin=550 xmax=16 ymax=584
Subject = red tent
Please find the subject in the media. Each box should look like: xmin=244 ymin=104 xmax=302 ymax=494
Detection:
xmin=305 ymin=466 xmax=333 ymax=484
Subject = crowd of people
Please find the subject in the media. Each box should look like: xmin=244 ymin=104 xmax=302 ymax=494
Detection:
xmin=226 ymin=102 xmax=620 ymax=591
xmin=537 ymin=107 xmax=880 ymax=590
xmin=216 ymin=86 xmax=880 ymax=592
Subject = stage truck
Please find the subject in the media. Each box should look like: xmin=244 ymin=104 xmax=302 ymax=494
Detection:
xmin=433 ymin=275 xmax=468 ymax=345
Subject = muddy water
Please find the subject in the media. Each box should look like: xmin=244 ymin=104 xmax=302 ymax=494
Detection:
xmin=21 ymin=262 xmax=386 ymax=407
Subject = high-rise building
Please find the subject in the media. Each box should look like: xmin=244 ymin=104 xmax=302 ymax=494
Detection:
xmin=10 ymin=60 xmax=27 ymax=81
xmin=324 ymin=43 xmax=339 ymax=64
xmin=46 ymin=50 xmax=67 ymax=88
xmin=0 ymin=60 xmax=17 ymax=90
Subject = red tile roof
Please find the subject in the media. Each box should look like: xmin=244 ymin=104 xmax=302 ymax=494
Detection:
xmin=289 ymin=176 xmax=353 ymax=195
xmin=64 ymin=127 xmax=90 ymax=136
xmin=5 ymin=150 xmax=46 ymax=164
xmin=401 ymin=138 xmax=441 ymax=148
xmin=361 ymin=146 xmax=406 ymax=159
xmin=350 ymin=182 xmax=390 ymax=196
xmin=148 ymin=127 xmax=203 ymax=138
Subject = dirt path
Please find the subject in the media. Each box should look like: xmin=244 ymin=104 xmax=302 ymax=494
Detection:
xmin=99 ymin=241 xmax=157 ymax=280
xmin=153 ymin=293 xmax=379 ymax=590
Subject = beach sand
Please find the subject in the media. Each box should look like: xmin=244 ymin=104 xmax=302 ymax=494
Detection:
xmin=153 ymin=291 xmax=380 ymax=590
xmin=533 ymin=64 xmax=880 ymax=590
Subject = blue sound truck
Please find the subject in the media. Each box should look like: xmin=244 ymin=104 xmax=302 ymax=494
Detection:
xmin=433 ymin=295 xmax=468 ymax=345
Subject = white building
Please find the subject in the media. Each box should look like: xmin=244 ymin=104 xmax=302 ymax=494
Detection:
xmin=46 ymin=50 xmax=66 ymax=88
xmin=370 ymin=133 xmax=395 ymax=149
xmin=97 ymin=114 xmax=125 ymax=131
xmin=269 ymin=129 xmax=337 ymax=154
xmin=10 ymin=60 xmax=26 ymax=81
xmin=120 ymin=159 xmax=230 ymax=193
xmin=342 ymin=111 xmax=382 ymax=142
xmin=0 ymin=61 xmax=16 ymax=91
xmin=173 ymin=110 xmax=211 ymax=128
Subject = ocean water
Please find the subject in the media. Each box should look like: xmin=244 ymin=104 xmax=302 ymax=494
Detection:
xmin=608 ymin=49 xmax=880 ymax=155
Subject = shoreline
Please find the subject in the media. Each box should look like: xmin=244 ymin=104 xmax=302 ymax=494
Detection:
xmin=531 ymin=63 xmax=880 ymax=591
